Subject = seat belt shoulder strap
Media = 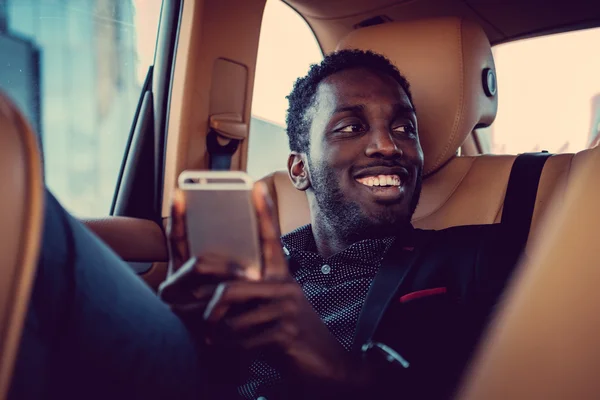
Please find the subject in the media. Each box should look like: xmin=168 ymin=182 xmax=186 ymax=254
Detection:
xmin=501 ymin=152 xmax=552 ymax=254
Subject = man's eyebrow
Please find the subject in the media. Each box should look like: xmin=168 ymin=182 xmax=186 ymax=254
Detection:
xmin=393 ymin=103 xmax=416 ymax=115
xmin=332 ymin=103 xmax=416 ymax=115
xmin=333 ymin=104 xmax=366 ymax=114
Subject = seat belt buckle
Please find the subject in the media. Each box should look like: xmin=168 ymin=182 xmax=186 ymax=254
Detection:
xmin=361 ymin=340 xmax=410 ymax=369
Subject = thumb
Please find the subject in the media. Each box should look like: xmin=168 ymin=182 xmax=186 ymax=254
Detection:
xmin=252 ymin=182 xmax=289 ymax=280
xmin=167 ymin=188 xmax=190 ymax=274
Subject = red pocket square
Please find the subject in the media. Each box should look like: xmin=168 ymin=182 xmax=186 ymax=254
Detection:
xmin=399 ymin=287 xmax=447 ymax=303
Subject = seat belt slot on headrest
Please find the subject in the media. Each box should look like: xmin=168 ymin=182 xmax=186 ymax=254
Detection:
xmin=206 ymin=113 xmax=247 ymax=171
xmin=501 ymin=152 xmax=552 ymax=255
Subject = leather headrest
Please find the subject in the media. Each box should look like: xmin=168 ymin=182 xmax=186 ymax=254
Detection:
xmin=0 ymin=91 xmax=43 ymax=399
xmin=337 ymin=17 xmax=497 ymax=176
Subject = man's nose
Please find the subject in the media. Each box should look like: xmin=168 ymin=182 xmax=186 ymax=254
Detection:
xmin=364 ymin=128 xmax=402 ymax=158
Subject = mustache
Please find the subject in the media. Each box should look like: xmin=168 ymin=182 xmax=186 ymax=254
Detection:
xmin=351 ymin=160 xmax=412 ymax=177
xmin=354 ymin=160 xmax=405 ymax=169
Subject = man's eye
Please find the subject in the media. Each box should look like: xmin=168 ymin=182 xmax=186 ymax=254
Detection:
xmin=392 ymin=125 xmax=416 ymax=136
xmin=338 ymin=124 xmax=364 ymax=133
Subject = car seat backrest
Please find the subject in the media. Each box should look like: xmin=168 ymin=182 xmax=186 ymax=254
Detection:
xmin=0 ymin=92 xmax=44 ymax=399
xmin=458 ymin=146 xmax=600 ymax=400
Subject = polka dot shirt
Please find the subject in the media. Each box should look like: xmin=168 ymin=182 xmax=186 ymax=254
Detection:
xmin=237 ymin=224 xmax=395 ymax=399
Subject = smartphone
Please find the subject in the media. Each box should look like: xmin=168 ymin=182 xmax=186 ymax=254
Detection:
xmin=178 ymin=170 xmax=261 ymax=280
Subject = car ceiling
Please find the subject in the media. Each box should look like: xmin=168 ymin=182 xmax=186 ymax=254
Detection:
xmin=285 ymin=0 xmax=600 ymax=52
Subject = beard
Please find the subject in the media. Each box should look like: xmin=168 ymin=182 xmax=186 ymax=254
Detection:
xmin=308 ymin=158 xmax=422 ymax=243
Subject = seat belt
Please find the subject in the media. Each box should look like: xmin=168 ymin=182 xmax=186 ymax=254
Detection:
xmin=501 ymin=152 xmax=552 ymax=255
xmin=352 ymin=233 xmax=426 ymax=354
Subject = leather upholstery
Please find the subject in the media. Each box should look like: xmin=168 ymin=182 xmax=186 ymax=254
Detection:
xmin=261 ymin=170 xmax=311 ymax=236
xmin=0 ymin=93 xmax=44 ymax=398
xmin=82 ymin=217 xmax=169 ymax=292
xmin=458 ymin=145 xmax=600 ymax=400
xmin=83 ymin=217 xmax=168 ymax=262
xmin=337 ymin=17 xmax=498 ymax=176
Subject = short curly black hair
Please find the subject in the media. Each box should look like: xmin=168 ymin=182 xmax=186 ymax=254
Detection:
xmin=285 ymin=49 xmax=414 ymax=153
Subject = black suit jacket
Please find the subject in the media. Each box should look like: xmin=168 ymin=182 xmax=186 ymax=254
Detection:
xmin=209 ymin=223 xmax=522 ymax=400
xmin=361 ymin=223 xmax=522 ymax=400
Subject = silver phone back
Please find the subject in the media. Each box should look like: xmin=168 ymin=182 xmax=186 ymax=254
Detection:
xmin=179 ymin=171 xmax=261 ymax=279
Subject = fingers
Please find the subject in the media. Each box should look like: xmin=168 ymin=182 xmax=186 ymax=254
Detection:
xmin=203 ymin=282 xmax=229 ymax=321
xmin=225 ymin=300 xmax=295 ymax=332
xmin=203 ymin=280 xmax=298 ymax=323
xmin=236 ymin=324 xmax=289 ymax=351
xmin=170 ymin=300 xmax=210 ymax=314
xmin=167 ymin=189 xmax=190 ymax=273
xmin=252 ymin=182 xmax=289 ymax=280
xmin=206 ymin=291 xmax=300 ymax=352
xmin=158 ymin=254 xmax=249 ymax=305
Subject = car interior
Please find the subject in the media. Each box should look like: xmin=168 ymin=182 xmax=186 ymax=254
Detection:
xmin=1 ymin=0 xmax=600 ymax=398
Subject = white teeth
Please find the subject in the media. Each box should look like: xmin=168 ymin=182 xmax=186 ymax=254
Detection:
xmin=356 ymin=174 xmax=401 ymax=187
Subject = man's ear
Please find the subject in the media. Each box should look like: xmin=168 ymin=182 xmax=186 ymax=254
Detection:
xmin=288 ymin=152 xmax=310 ymax=191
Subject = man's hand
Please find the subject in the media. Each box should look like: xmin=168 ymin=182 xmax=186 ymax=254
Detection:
xmin=158 ymin=182 xmax=372 ymax=395
xmin=199 ymin=183 xmax=371 ymax=394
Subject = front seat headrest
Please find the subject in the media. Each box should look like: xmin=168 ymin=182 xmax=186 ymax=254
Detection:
xmin=337 ymin=17 xmax=497 ymax=176
xmin=0 ymin=91 xmax=44 ymax=399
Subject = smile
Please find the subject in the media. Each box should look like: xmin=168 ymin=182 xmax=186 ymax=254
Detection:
xmin=355 ymin=174 xmax=401 ymax=187
xmin=354 ymin=174 xmax=406 ymax=204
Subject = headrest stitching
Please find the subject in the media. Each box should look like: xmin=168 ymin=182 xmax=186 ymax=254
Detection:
xmin=425 ymin=18 xmax=465 ymax=176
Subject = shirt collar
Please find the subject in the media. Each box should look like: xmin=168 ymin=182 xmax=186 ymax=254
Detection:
xmin=281 ymin=224 xmax=402 ymax=263
xmin=281 ymin=224 xmax=317 ymax=254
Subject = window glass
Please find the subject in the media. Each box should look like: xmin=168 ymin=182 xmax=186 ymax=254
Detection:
xmin=0 ymin=0 xmax=163 ymax=217
xmin=247 ymin=0 xmax=322 ymax=180
xmin=483 ymin=27 xmax=600 ymax=154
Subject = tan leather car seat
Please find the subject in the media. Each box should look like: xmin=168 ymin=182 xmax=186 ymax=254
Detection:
xmin=260 ymin=17 xmax=597 ymax=251
xmin=458 ymin=145 xmax=600 ymax=400
xmin=0 ymin=93 xmax=44 ymax=399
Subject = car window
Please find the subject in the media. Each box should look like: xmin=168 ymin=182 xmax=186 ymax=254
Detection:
xmin=247 ymin=0 xmax=322 ymax=180
xmin=0 ymin=0 xmax=163 ymax=217
xmin=481 ymin=27 xmax=600 ymax=154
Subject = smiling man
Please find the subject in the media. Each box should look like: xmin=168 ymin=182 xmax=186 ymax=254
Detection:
xmin=11 ymin=50 xmax=524 ymax=400
xmin=160 ymin=50 xmax=523 ymax=400
xmin=286 ymin=50 xmax=422 ymax=255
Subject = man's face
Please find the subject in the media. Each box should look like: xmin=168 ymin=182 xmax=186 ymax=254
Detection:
xmin=290 ymin=68 xmax=424 ymax=241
